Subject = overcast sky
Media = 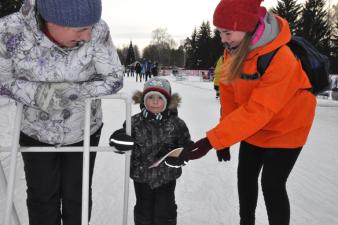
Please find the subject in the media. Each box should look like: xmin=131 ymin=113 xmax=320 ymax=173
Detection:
xmin=101 ymin=0 xmax=337 ymax=51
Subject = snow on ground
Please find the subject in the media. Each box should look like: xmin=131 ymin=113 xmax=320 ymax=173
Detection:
xmin=1 ymin=75 xmax=338 ymax=225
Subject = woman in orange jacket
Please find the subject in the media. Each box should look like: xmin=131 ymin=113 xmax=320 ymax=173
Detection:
xmin=165 ymin=0 xmax=316 ymax=224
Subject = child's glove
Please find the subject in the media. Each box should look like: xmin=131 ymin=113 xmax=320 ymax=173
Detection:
xmin=109 ymin=128 xmax=134 ymax=153
xmin=165 ymin=157 xmax=188 ymax=168
xmin=164 ymin=137 xmax=212 ymax=168
xmin=216 ymin=148 xmax=231 ymax=162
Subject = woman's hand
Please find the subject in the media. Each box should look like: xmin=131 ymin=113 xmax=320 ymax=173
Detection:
xmin=164 ymin=137 xmax=213 ymax=168
xmin=216 ymin=148 xmax=231 ymax=162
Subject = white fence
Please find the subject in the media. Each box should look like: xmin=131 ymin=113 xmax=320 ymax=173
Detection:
xmin=0 ymin=94 xmax=132 ymax=225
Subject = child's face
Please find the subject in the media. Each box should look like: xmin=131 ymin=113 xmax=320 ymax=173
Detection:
xmin=217 ymin=28 xmax=246 ymax=49
xmin=45 ymin=22 xmax=93 ymax=48
xmin=145 ymin=94 xmax=166 ymax=114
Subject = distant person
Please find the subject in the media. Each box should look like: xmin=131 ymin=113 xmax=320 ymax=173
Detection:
xmin=0 ymin=0 xmax=123 ymax=224
xmin=151 ymin=62 xmax=159 ymax=77
xmin=130 ymin=64 xmax=135 ymax=77
xmin=109 ymin=77 xmax=193 ymax=225
xmin=125 ymin=65 xmax=130 ymax=77
xmin=207 ymin=66 xmax=214 ymax=81
xmin=201 ymin=71 xmax=207 ymax=80
xmin=165 ymin=0 xmax=316 ymax=225
xmin=172 ymin=67 xmax=178 ymax=76
xmin=213 ymin=56 xmax=224 ymax=99
xmin=145 ymin=60 xmax=152 ymax=81
xmin=332 ymin=76 xmax=338 ymax=100
xmin=141 ymin=59 xmax=147 ymax=81
xmin=135 ymin=62 xmax=142 ymax=82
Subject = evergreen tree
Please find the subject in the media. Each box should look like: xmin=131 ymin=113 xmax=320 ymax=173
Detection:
xmin=170 ymin=45 xmax=185 ymax=68
xmin=195 ymin=21 xmax=213 ymax=69
xmin=328 ymin=2 xmax=338 ymax=29
xmin=210 ymin=29 xmax=224 ymax=67
xmin=331 ymin=15 xmax=338 ymax=73
xmin=0 ymin=0 xmax=23 ymax=18
xmin=299 ymin=0 xmax=331 ymax=55
xmin=124 ymin=41 xmax=135 ymax=66
xmin=184 ymin=28 xmax=198 ymax=69
xmin=271 ymin=0 xmax=302 ymax=35
xmin=328 ymin=3 xmax=338 ymax=73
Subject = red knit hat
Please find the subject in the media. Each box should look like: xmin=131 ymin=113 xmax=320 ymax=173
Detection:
xmin=213 ymin=0 xmax=263 ymax=32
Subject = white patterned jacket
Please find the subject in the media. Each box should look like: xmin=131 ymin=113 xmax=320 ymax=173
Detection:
xmin=0 ymin=0 xmax=123 ymax=145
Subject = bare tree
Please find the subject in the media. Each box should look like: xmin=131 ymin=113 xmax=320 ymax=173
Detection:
xmin=151 ymin=27 xmax=176 ymax=48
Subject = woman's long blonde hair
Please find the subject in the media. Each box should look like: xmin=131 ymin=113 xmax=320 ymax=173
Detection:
xmin=221 ymin=32 xmax=253 ymax=83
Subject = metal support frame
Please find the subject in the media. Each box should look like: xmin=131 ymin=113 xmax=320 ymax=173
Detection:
xmin=0 ymin=156 xmax=20 ymax=225
xmin=0 ymin=93 xmax=132 ymax=225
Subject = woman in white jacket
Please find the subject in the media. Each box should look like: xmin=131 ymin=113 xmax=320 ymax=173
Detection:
xmin=0 ymin=0 xmax=123 ymax=224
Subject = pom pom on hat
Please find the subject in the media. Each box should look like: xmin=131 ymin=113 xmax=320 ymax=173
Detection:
xmin=36 ymin=0 xmax=102 ymax=27
xmin=213 ymin=0 xmax=263 ymax=32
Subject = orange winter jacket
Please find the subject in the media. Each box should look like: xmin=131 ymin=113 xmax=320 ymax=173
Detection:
xmin=207 ymin=15 xmax=316 ymax=149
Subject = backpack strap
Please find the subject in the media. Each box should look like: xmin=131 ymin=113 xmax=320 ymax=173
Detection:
xmin=240 ymin=48 xmax=279 ymax=80
xmin=257 ymin=49 xmax=279 ymax=77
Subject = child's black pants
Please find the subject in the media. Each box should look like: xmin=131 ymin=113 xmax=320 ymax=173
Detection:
xmin=133 ymin=180 xmax=177 ymax=225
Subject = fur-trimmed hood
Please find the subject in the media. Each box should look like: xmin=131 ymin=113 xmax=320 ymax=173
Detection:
xmin=132 ymin=90 xmax=181 ymax=110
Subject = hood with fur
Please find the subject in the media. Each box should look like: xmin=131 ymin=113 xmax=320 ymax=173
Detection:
xmin=132 ymin=90 xmax=181 ymax=111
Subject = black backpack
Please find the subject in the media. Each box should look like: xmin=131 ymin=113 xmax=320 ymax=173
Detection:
xmin=256 ymin=36 xmax=331 ymax=95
